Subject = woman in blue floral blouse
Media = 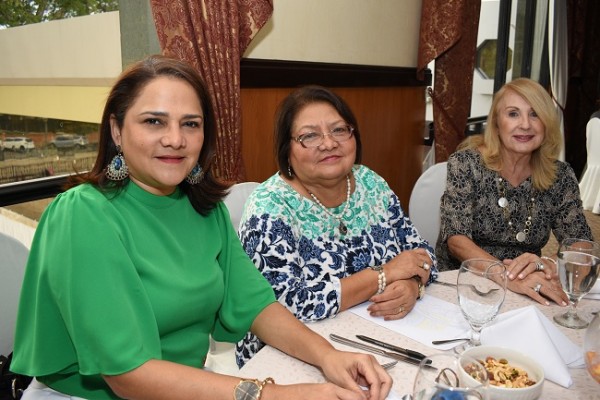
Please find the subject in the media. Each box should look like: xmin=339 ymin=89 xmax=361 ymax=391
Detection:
xmin=235 ymin=85 xmax=437 ymax=367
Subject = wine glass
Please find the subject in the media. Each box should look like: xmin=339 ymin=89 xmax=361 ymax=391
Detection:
xmin=455 ymin=259 xmax=507 ymax=352
xmin=413 ymin=353 xmax=489 ymax=399
xmin=553 ymin=238 xmax=600 ymax=329
xmin=584 ymin=313 xmax=600 ymax=384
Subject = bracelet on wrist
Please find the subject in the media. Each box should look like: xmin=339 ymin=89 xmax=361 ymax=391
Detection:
xmin=234 ymin=377 xmax=274 ymax=400
xmin=541 ymin=256 xmax=557 ymax=266
xmin=370 ymin=265 xmax=387 ymax=294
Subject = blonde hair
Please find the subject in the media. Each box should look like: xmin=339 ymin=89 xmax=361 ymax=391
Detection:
xmin=459 ymin=78 xmax=562 ymax=190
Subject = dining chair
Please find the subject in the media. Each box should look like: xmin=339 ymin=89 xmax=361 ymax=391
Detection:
xmin=579 ymin=116 xmax=600 ymax=214
xmin=205 ymin=181 xmax=260 ymax=374
xmin=0 ymin=231 xmax=29 ymax=358
xmin=408 ymin=162 xmax=448 ymax=247
xmin=222 ymin=181 xmax=260 ymax=230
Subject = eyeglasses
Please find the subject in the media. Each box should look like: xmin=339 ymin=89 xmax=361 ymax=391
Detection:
xmin=292 ymin=125 xmax=354 ymax=148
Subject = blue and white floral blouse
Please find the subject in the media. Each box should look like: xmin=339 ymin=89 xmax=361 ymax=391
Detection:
xmin=235 ymin=165 xmax=437 ymax=367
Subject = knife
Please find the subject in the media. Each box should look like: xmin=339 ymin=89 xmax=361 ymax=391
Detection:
xmin=329 ymin=334 xmax=436 ymax=370
xmin=356 ymin=335 xmax=427 ymax=361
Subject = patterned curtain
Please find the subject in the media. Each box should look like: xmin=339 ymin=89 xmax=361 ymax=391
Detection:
xmin=150 ymin=0 xmax=273 ymax=181
xmin=417 ymin=0 xmax=481 ymax=162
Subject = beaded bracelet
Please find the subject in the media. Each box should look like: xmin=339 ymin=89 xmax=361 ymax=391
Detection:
xmin=377 ymin=269 xmax=387 ymax=294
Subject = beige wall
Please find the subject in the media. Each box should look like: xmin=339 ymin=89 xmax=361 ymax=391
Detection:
xmin=245 ymin=0 xmax=422 ymax=67
xmin=0 ymin=1 xmax=423 ymax=123
xmin=0 ymin=12 xmax=121 ymax=124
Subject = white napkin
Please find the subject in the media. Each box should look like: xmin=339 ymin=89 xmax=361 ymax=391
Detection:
xmin=480 ymin=305 xmax=583 ymax=388
xmin=584 ymin=278 xmax=600 ymax=300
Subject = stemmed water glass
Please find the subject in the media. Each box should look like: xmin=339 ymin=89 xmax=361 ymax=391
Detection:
xmin=455 ymin=259 xmax=507 ymax=352
xmin=413 ymin=353 xmax=489 ymax=399
xmin=554 ymin=238 xmax=600 ymax=329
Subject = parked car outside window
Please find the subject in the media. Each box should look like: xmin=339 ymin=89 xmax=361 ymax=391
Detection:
xmin=49 ymin=134 xmax=89 ymax=149
xmin=3 ymin=137 xmax=35 ymax=152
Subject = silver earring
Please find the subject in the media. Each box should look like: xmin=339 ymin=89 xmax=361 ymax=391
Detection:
xmin=287 ymin=165 xmax=293 ymax=177
xmin=186 ymin=164 xmax=204 ymax=185
xmin=106 ymin=146 xmax=129 ymax=181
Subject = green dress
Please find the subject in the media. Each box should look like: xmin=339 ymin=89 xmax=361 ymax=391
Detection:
xmin=11 ymin=181 xmax=276 ymax=399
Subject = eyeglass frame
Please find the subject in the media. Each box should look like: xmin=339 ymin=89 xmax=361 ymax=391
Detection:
xmin=291 ymin=124 xmax=355 ymax=148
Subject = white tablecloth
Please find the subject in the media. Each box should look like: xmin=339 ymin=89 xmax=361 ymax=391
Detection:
xmin=239 ymin=270 xmax=600 ymax=399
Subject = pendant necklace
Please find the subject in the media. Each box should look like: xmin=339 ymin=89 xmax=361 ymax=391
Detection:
xmin=306 ymin=174 xmax=351 ymax=235
xmin=496 ymin=176 xmax=535 ymax=243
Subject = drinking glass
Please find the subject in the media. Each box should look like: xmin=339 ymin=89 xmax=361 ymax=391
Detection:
xmin=413 ymin=353 xmax=489 ymax=399
xmin=456 ymin=259 xmax=507 ymax=352
xmin=584 ymin=313 xmax=600 ymax=384
xmin=553 ymin=238 xmax=600 ymax=329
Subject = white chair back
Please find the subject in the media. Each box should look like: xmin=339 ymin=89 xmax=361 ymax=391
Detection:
xmin=0 ymin=231 xmax=29 ymax=357
xmin=408 ymin=162 xmax=448 ymax=247
xmin=206 ymin=181 xmax=259 ymax=375
xmin=223 ymin=182 xmax=260 ymax=230
xmin=579 ymin=117 xmax=600 ymax=213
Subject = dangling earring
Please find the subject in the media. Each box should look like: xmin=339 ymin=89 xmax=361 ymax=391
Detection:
xmin=287 ymin=165 xmax=294 ymax=178
xmin=186 ymin=164 xmax=204 ymax=185
xmin=106 ymin=146 xmax=129 ymax=181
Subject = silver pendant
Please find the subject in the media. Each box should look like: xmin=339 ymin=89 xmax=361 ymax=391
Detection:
xmin=339 ymin=222 xmax=348 ymax=235
xmin=498 ymin=197 xmax=508 ymax=208
xmin=516 ymin=231 xmax=526 ymax=242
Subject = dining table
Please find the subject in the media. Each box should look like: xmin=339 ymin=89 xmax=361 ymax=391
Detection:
xmin=239 ymin=270 xmax=600 ymax=399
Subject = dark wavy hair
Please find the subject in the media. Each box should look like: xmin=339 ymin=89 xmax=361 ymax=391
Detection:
xmin=274 ymin=85 xmax=362 ymax=177
xmin=68 ymin=54 xmax=229 ymax=215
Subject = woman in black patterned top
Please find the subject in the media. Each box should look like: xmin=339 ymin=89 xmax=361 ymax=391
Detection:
xmin=437 ymin=78 xmax=593 ymax=305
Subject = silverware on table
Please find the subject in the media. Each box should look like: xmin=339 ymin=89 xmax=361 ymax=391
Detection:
xmin=380 ymin=360 xmax=398 ymax=370
xmin=432 ymin=280 xmax=499 ymax=297
xmin=431 ymin=337 xmax=470 ymax=345
xmin=330 ymin=334 xmax=436 ymax=369
xmin=356 ymin=334 xmax=427 ymax=361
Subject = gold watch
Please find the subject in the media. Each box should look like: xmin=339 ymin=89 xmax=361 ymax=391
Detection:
xmin=412 ymin=276 xmax=425 ymax=300
xmin=234 ymin=377 xmax=274 ymax=400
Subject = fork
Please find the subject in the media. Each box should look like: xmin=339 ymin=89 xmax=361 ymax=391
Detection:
xmin=381 ymin=361 xmax=398 ymax=370
xmin=432 ymin=280 xmax=499 ymax=297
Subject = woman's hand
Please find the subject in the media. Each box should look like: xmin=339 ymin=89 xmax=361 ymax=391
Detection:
xmin=503 ymin=253 xmax=556 ymax=281
xmin=315 ymin=350 xmax=393 ymax=400
xmin=506 ymin=272 xmax=568 ymax=306
xmin=384 ymin=249 xmax=432 ymax=283
xmin=367 ymin=279 xmax=419 ymax=320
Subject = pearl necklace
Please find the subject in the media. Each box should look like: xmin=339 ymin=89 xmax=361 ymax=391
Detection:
xmin=306 ymin=175 xmax=351 ymax=235
xmin=496 ymin=176 xmax=535 ymax=243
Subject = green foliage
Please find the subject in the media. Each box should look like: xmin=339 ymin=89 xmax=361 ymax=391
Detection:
xmin=0 ymin=0 xmax=118 ymax=28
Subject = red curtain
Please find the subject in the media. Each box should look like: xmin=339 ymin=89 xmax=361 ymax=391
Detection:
xmin=150 ymin=0 xmax=273 ymax=181
xmin=417 ymin=0 xmax=481 ymax=162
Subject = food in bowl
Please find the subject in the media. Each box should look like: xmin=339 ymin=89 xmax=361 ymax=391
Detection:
xmin=468 ymin=356 xmax=536 ymax=388
xmin=460 ymin=346 xmax=544 ymax=400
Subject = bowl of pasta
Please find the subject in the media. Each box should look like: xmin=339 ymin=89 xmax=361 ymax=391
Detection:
xmin=459 ymin=346 xmax=544 ymax=400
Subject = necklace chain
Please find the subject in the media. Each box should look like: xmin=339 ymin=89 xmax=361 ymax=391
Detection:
xmin=496 ymin=177 xmax=535 ymax=243
xmin=306 ymin=174 xmax=351 ymax=235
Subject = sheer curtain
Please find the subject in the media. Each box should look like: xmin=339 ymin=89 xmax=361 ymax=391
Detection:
xmin=417 ymin=0 xmax=482 ymax=162
xmin=549 ymin=0 xmax=568 ymax=161
xmin=150 ymin=0 xmax=273 ymax=181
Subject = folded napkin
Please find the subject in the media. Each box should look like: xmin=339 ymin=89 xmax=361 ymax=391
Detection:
xmin=584 ymin=278 xmax=600 ymax=300
xmin=480 ymin=305 xmax=583 ymax=388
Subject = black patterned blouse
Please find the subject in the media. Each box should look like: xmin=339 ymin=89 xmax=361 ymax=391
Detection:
xmin=436 ymin=149 xmax=593 ymax=270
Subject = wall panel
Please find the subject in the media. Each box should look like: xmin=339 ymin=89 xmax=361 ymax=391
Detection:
xmin=240 ymin=86 xmax=425 ymax=208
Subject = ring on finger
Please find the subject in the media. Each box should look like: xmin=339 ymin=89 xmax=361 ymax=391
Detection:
xmin=533 ymin=283 xmax=542 ymax=293
xmin=421 ymin=262 xmax=430 ymax=271
xmin=535 ymin=260 xmax=545 ymax=272
xmin=398 ymin=306 xmax=404 ymax=314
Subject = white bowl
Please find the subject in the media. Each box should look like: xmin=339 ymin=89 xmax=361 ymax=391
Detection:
xmin=460 ymin=345 xmax=544 ymax=400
